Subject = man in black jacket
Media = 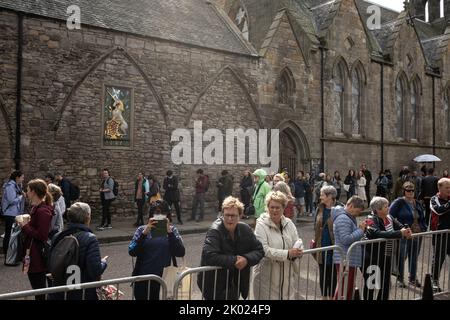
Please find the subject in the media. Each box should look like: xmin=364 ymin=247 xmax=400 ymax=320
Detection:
xmin=420 ymin=168 xmax=439 ymax=227
xmin=55 ymin=172 xmax=72 ymax=210
xmin=198 ymin=196 xmax=264 ymax=300
xmin=362 ymin=197 xmax=411 ymax=300
xmin=217 ymin=170 xmax=234 ymax=213
xmin=163 ymin=170 xmax=182 ymax=224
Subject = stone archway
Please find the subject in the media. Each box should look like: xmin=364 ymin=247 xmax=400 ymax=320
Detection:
xmin=278 ymin=121 xmax=311 ymax=176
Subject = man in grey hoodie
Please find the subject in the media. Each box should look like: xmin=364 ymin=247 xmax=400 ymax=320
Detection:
xmin=332 ymin=196 xmax=366 ymax=300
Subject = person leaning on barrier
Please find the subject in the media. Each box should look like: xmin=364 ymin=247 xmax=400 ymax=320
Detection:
xmin=362 ymin=197 xmax=411 ymax=300
xmin=430 ymin=178 xmax=450 ymax=293
xmin=197 ymin=196 xmax=264 ymax=300
xmin=49 ymin=202 xmax=107 ymax=300
xmin=313 ymin=185 xmax=342 ymax=300
xmin=332 ymin=196 xmax=366 ymax=300
xmin=253 ymin=191 xmax=304 ymax=300
xmin=129 ymin=200 xmax=185 ymax=300
xmin=389 ymin=181 xmax=426 ymax=288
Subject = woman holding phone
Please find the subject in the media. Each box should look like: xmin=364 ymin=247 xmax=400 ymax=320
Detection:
xmin=128 ymin=200 xmax=185 ymax=300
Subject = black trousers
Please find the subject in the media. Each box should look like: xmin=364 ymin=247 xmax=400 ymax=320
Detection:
xmin=28 ymin=272 xmax=47 ymax=300
xmin=101 ymin=198 xmax=113 ymax=225
xmin=134 ymin=280 xmax=160 ymax=300
xmin=319 ymin=262 xmax=337 ymax=298
xmin=432 ymin=233 xmax=450 ymax=281
xmin=365 ymin=185 xmax=371 ymax=202
xmin=424 ymin=198 xmax=431 ymax=227
xmin=2 ymin=216 xmax=15 ymax=256
xmin=166 ymin=199 xmax=182 ymax=222
xmin=136 ymin=199 xmax=145 ymax=225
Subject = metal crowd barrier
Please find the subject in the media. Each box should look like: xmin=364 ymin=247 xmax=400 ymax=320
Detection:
xmin=344 ymin=229 xmax=450 ymax=300
xmin=172 ymin=245 xmax=346 ymax=300
xmin=1 ymin=231 xmax=448 ymax=301
xmin=0 ymin=274 xmax=167 ymax=300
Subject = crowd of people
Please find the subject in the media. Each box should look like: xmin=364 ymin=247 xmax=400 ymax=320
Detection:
xmin=0 ymin=163 xmax=449 ymax=300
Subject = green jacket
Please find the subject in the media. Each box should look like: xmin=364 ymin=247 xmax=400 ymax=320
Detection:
xmin=252 ymin=169 xmax=272 ymax=218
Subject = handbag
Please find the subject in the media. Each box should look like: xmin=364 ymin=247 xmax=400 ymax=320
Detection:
xmin=162 ymin=257 xmax=191 ymax=300
xmin=343 ymin=184 xmax=350 ymax=192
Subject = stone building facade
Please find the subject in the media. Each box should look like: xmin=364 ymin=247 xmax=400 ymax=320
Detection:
xmin=1 ymin=0 xmax=450 ymax=217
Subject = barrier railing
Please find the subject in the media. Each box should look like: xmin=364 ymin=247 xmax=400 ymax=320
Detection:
xmin=1 ymin=231 xmax=448 ymax=300
xmin=0 ymin=274 xmax=167 ymax=300
xmin=344 ymin=229 xmax=450 ymax=300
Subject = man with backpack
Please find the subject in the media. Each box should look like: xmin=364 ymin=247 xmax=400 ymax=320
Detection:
xmin=98 ymin=168 xmax=116 ymax=230
xmin=55 ymin=172 xmax=78 ymax=209
xmin=190 ymin=169 xmax=209 ymax=222
xmin=48 ymin=202 xmax=107 ymax=300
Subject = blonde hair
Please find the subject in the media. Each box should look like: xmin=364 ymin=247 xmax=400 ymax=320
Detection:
xmin=273 ymin=174 xmax=285 ymax=183
xmin=221 ymin=196 xmax=244 ymax=217
xmin=438 ymin=178 xmax=450 ymax=189
xmin=273 ymin=181 xmax=294 ymax=201
xmin=47 ymin=183 xmax=63 ymax=202
xmin=265 ymin=191 xmax=288 ymax=209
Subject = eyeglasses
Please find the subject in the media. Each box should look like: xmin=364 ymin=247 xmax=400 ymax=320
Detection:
xmin=223 ymin=214 xmax=239 ymax=220
xmin=404 ymin=189 xmax=415 ymax=192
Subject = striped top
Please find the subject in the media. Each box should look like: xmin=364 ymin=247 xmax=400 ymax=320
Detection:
xmin=384 ymin=216 xmax=394 ymax=256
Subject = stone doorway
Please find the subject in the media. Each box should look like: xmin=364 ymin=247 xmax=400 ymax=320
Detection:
xmin=278 ymin=121 xmax=311 ymax=177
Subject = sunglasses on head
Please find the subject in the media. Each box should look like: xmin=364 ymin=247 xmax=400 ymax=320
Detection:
xmin=404 ymin=189 xmax=415 ymax=192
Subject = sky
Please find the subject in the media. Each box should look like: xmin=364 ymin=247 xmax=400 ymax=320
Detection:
xmin=366 ymin=0 xmax=405 ymax=12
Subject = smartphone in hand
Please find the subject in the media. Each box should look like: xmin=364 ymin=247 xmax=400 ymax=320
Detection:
xmin=152 ymin=217 xmax=168 ymax=238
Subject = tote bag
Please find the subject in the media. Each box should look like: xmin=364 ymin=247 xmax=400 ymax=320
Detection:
xmin=162 ymin=257 xmax=191 ymax=300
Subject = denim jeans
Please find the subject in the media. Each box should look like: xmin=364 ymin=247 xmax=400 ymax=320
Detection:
xmin=398 ymin=238 xmax=422 ymax=281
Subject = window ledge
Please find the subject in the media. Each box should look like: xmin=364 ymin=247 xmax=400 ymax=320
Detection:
xmin=334 ymin=132 xmax=345 ymax=137
xmin=410 ymin=139 xmax=418 ymax=144
xmin=352 ymin=133 xmax=362 ymax=139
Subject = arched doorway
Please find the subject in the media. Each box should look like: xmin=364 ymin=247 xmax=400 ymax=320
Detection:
xmin=278 ymin=121 xmax=311 ymax=176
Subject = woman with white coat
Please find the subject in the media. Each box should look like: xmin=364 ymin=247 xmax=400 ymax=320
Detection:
xmin=253 ymin=191 xmax=304 ymax=299
xmin=357 ymin=170 xmax=367 ymax=204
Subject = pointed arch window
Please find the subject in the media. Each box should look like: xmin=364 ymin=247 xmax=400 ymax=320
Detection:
xmin=277 ymin=68 xmax=295 ymax=108
xmin=445 ymin=86 xmax=450 ymax=142
xmin=410 ymin=78 xmax=421 ymax=141
xmin=229 ymin=2 xmax=249 ymax=41
xmin=333 ymin=62 xmax=345 ymax=133
xmin=352 ymin=68 xmax=362 ymax=135
xmin=395 ymin=75 xmax=406 ymax=139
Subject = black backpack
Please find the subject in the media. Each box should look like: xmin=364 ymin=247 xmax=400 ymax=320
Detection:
xmin=204 ymin=175 xmax=210 ymax=192
xmin=112 ymin=179 xmax=119 ymax=197
xmin=48 ymin=232 xmax=82 ymax=286
xmin=69 ymin=182 xmax=80 ymax=201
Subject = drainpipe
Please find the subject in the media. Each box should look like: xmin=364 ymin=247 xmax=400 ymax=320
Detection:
xmin=380 ymin=63 xmax=384 ymax=171
xmin=432 ymin=76 xmax=436 ymax=169
xmin=320 ymin=46 xmax=325 ymax=173
xmin=14 ymin=13 xmax=23 ymax=170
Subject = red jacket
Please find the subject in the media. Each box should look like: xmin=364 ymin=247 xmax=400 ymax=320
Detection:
xmin=195 ymin=175 xmax=208 ymax=194
xmin=22 ymin=202 xmax=53 ymax=274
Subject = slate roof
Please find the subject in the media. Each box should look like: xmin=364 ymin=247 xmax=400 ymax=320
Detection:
xmin=0 ymin=0 xmax=447 ymax=68
xmin=0 ymin=0 xmax=256 ymax=56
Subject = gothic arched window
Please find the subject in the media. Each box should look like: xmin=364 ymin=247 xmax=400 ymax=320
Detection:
xmin=333 ymin=62 xmax=346 ymax=133
xmin=229 ymin=1 xmax=249 ymax=40
xmin=410 ymin=78 xmax=421 ymax=140
xmin=277 ymin=68 xmax=295 ymax=108
xmin=352 ymin=68 xmax=362 ymax=135
xmin=445 ymin=86 xmax=450 ymax=142
xmin=395 ymin=74 xmax=407 ymax=139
